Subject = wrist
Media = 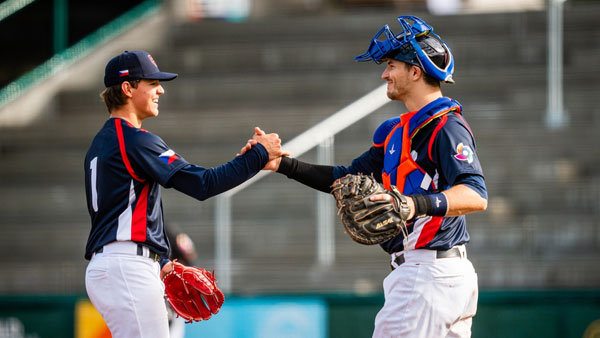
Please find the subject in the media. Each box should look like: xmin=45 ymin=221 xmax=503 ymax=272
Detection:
xmin=396 ymin=193 xmax=411 ymax=221
xmin=159 ymin=258 xmax=170 ymax=269
xmin=276 ymin=156 xmax=294 ymax=174
xmin=410 ymin=193 xmax=448 ymax=219
xmin=389 ymin=186 xmax=411 ymax=220
xmin=160 ymin=260 xmax=173 ymax=280
xmin=273 ymin=156 xmax=283 ymax=171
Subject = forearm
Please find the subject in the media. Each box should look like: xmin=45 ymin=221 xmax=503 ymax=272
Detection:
xmin=276 ymin=147 xmax=384 ymax=193
xmin=409 ymin=175 xmax=487 ymax=219
xmin=277 ymin=156 xmax=335 ymax=193
xmin=167 ymin=144 xmax=268 ymax=200
xmin=442 ymin=184 xmax=488 ymax=217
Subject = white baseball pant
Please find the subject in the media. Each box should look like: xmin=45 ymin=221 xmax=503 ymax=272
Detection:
xmin=85 ymin=241 xmax=170 ymax=338
xmin=373 ymin=245 xmax=478 ymax=338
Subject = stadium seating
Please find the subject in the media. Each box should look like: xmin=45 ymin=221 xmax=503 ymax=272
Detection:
xmin=0 ymin=3 xmax=599 ymax=293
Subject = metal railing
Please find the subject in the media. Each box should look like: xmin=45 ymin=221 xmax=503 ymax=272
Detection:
xmin=214 ymin=83 xmax=390 ymax=292
xmin=0 ymin=0 xmax=35 ymax=21
xmin=0 ymin=0 xmax=160 ymax=109
xmin=546 ymin=0 xmax=567 ymax=129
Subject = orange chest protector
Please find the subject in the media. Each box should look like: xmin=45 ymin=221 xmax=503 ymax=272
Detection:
xmin=381 ymin=105 xmax=460 ymax=195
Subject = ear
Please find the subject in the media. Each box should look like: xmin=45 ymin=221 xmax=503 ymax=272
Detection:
xmin=410 ymin=66 xmax=422 ymax=80
xmin=121 ymin=81 xmax=134 ymax=98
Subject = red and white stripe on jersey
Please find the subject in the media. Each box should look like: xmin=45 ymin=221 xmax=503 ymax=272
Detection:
xmin=405 ymin=216 xmax=444 ymax=250
xmin=116 ymin=180 xmax=148 ymax=241
xmin=115 ymin=119 xmax=148 ymax=241
xmin=115 ymin=119 xmax=145 ymax=182
xmin=403 ymin=170 xmax=441 ymax=250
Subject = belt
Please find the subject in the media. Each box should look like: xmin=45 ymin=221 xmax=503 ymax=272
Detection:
xmin=391 ymin=246 xmax=463 ymax=270
xmin=95 ymin=243 xmax=160 ymax=262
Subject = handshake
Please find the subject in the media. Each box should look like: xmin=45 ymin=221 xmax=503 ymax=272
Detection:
xmin=236 ymin=126 xmax=290 ymax=171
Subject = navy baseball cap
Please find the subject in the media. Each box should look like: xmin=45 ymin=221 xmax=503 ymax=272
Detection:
xmin=104 ymin=50 xmax=178 ymax=87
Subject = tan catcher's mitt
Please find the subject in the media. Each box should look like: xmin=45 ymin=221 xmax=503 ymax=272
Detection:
xmin=331 ymin=173 xmax=410 ymax=245
xmin=162 ymin=261 xmax=225 ymax=323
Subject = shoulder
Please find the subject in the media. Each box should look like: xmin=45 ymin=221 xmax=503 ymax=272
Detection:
xmin=431 ymin=111 xmax=478 ymax=160
xmin=126 ymin=126 xmax=166 ymax=148
xmin=439 ymin=112 xmax=474 ymax=138
xmin=117 ymin=124 xmax=170 ymax=158
xmin=373 ymin=116 xmax=401 ymax=147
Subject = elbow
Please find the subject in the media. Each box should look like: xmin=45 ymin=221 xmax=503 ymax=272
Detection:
xmin=478 ymin=196 xmax=488 ymax=212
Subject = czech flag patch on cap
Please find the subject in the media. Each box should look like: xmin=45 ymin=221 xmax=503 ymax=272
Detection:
xmin=119 ymin=70 xmax=129 ymax=77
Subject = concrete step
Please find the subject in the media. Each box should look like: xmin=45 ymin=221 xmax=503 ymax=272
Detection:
xmin=3 ymin=4 xmax=600 ymax=293
xmin=56 ymin=68 xmax=383 ymax=111
xmin=0 ymin=248 xmax=597 ymax=294
xmin=159 ymin=7 xmax=600 ymax=74
xmin=473 ymin=255 xmax=600 ymax=288
xmin=2 ymin=125 xmax=599 ymax=217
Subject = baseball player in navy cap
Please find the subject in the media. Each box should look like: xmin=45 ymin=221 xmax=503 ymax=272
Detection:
xmin=84 ymin=50 xmax=286 ymax=338
xmin=254 ymin=16 xmax=487 ymax=337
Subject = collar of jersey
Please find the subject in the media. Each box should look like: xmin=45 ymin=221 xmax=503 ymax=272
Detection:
xmin=407 ymin=97 xmax=462 ymax=137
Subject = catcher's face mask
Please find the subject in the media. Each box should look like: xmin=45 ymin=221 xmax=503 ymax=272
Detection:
xmin=354 ymin=15 xmax=455 ymax=84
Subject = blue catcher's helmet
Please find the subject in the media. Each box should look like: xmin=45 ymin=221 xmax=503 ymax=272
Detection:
xmin=355 ymin=16 xmax=455 ymax=84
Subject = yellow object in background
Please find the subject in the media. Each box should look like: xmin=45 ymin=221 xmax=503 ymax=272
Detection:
xmin=75 ymin=299 xmax=111 ymax=338
xmin=583 ymin=319 xmax=600 ymax=338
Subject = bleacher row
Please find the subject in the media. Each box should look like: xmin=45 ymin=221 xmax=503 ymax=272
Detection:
xmin=0 ymin=3 xmax=599 ymax=294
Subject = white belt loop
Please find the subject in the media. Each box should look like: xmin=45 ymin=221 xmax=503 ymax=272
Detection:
xmin=390 ymin=252 xmax=404 ymax=270
xmin=142 ymin=245 xmax=151 ymax=257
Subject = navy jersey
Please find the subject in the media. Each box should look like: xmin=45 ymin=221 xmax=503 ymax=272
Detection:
xmin=84 ymin=118 xmax=189 ymax=260
xmin=84 ymin=118 xmax=269 ymax=262
xmin=332 ymin=97 xmax=486 ymax=254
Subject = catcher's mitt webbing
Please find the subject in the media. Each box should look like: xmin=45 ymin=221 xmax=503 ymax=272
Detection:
xmin=331 ymin=174 xmax=409 ymax=245
xmin=162 ymin=261 xmax=225 ymax=323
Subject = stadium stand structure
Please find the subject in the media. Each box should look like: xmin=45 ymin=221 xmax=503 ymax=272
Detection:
xmin=0 ymin=3 xmax=599 ymax=294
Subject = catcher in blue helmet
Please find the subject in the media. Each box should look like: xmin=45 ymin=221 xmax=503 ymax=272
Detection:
xmin=262 ymin=15 xmax=487 ymax=338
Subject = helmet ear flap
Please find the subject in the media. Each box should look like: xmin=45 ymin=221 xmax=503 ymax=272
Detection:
xmin=410 ymin=33 xmax=455 ymax=83
xmin=417 ymin=35 xmax=448 ymax=69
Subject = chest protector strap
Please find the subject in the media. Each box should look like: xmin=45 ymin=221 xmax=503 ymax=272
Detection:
xmin=381 ymin=105 xmax=460 ymax=194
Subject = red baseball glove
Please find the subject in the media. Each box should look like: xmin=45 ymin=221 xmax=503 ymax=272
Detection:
xmin=162 ymin=261 xmax=225 ymax=323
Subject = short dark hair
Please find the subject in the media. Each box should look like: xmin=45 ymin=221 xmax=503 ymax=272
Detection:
xmin=404 ymin=63 xmax=440 ymax=88
xmin=99 ymin=80 xmax=140 ymax=113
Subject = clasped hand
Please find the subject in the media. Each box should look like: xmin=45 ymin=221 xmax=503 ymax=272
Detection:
xmin=237 ymin=127 xmax=290 ymax=170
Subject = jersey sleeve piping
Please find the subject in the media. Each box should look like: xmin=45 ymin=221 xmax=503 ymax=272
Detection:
xmin=428 ymin=114 xmax=448 ymax=163
xmin=115 ymin=119 xmax=146 ymax=182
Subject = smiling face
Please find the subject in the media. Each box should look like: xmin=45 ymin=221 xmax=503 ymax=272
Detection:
xmin=381 ymin=59 xmax=415 ymax=101
xmin=130 ymin=79 xmax=165 ymax=119
xmin=381 ymin=59 xmax=421 ymax=102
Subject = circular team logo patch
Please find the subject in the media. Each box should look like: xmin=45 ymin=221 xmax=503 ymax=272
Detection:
xmin=454 ymin=143 xmax=473 ymax=164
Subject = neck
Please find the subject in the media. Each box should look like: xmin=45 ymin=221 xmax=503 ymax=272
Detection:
xmin=403 ymin=87 xmax=443 ymax=113
xmin=110 ymin=106 xmax=143 ymax=128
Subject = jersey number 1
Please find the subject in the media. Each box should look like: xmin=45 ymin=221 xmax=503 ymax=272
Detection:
xmin=90 ymin=157 xmax=99 ymax=212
